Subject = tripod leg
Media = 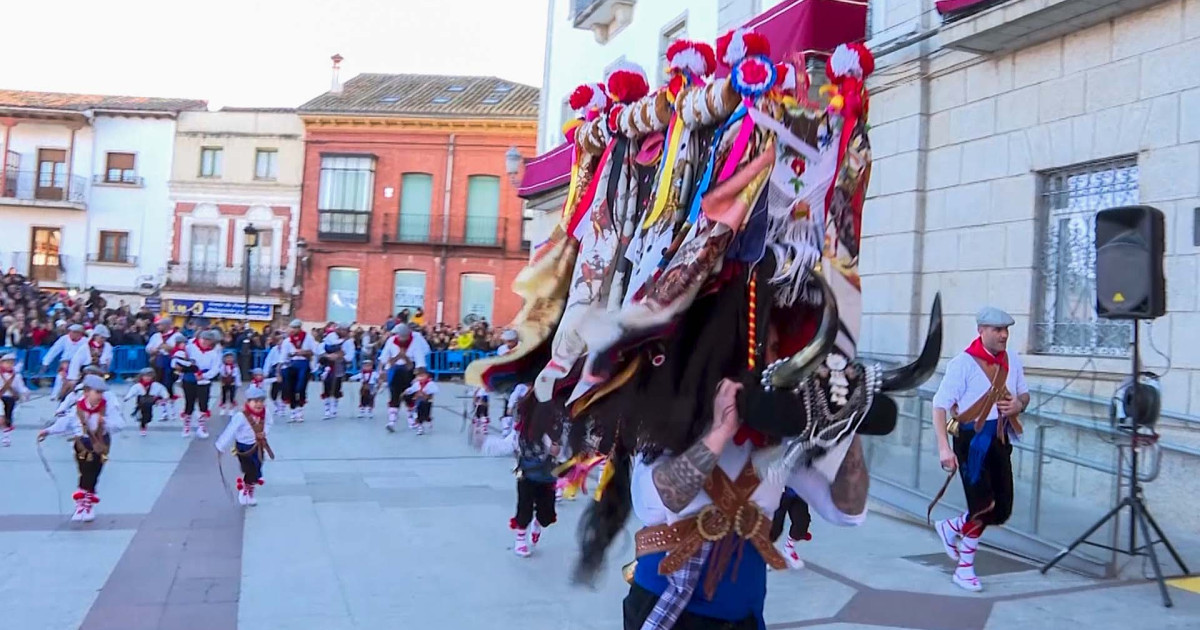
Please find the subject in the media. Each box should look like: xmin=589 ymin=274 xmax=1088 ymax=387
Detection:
xmin=1040 ymin=497 xmax=1130 ymax=575
xmin=1138 ymin=500 xmax=1191 ymax=575
xmin=1132 ymin=500 xmax=1174 ymax=608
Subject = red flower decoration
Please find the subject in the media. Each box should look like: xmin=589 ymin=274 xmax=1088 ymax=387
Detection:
xmin=741 ymin=59 xmax=770 ymax=86
xmin=569 ymin=84 xmax=595 ymax=111
xmin=607 ymin=69 xmax=649 ymax=104
xmin=790 ymin=157 xmax=806 ymax=176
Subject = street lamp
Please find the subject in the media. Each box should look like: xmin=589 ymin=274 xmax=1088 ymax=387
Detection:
xmin=505 ymin=146 xmax=523 ymax=188
xmin=243 ymin=224 xmax=259 ymax=323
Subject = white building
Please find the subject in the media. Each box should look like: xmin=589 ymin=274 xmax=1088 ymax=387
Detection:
xmin=0 ymin=91 xmax=204 ymax=300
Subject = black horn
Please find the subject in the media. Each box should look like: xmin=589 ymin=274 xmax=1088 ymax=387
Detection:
xmin=880 ymin=293 xmax=942 ymax=392
xmin=770 ymin=270 xmax=839 ymax=390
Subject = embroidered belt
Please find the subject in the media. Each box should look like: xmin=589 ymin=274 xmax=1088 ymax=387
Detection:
xmin=634 ymin=462 xmax=786 ymax=599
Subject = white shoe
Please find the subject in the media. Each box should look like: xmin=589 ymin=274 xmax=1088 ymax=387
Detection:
xmin=953 ymin=570 xmax=983 ymax=592
xmin=514 ymin=530 xmax=531 ymax=557
xmin=935 ymin=518 xmax=963 ymax=561
xmin=70 ymin=491 xmax=86 ymax=522
xmin=386 ymin=422 xmax=396 ymax=433
xmin=237 ymin=487 xmax=248 ymax=506
xmin=783 ymin=541 xmax=805 ymax=570
xmin=530 ymin=522 xmax=542 ymax=548
xmin=953 ymin=533 xmax=983 ymax=592
xmin=196 ymin=421 xmax=210 ymax=440
xmin=181 ymin=418 xmax=191 ymax=438
xmin=1 ymin=430 xmax=11 ymax=447
xmin=417 ymin=425 xmax=424 ymax=436
xmin=246 ymin=486 xmax=258 ymax=506
xmin=80 ymin=498 xmax=96 ymax=523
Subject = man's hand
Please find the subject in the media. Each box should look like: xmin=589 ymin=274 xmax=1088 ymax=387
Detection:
xmin=996 ymin=395 xmax=1024 ymax=417
xmin=36 ymin=430 xmax=48 ymax=442
xmin=939 ymin=446 xmax=957 ymax=472
xmin=709 ymin=378 xmax=743 ymax=443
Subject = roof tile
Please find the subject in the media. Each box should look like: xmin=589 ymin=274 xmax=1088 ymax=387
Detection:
xmin=299 ymin=74 xmax=538 ymax=118
xmin=0 ymin=89 xmax=206 ymax=113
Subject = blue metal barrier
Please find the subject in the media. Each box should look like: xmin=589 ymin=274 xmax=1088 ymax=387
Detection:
xmin=1 ymin=345 xmax=495 ymax=385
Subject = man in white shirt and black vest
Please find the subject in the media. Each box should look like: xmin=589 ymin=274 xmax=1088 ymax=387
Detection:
xmin=931 ymin=306 xmax=1030 ymax=592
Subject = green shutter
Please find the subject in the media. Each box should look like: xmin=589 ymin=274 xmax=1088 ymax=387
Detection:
xmin=465 ymin=175 xmax=500 ymax=245
xmin=459 ymin=273 xmax=495 ymax=324
xmin=399 ymin=173 xmax=433 ymax=241
xmin=326 ymin=267 xmax=360 ymax=324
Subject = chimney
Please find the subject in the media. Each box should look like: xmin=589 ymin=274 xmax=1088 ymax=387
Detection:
xmin=330 ymin=54 xmax=344 ymax=94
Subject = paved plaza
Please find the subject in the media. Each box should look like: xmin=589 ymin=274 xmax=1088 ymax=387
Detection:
xmin=1 ymin=382 xmax=1197 ymax=630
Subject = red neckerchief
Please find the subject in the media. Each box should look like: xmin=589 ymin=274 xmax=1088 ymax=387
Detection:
xmin=244 ymin=404 xmax=266 ymax=424
xmin=361 ymin=369 xmax=373 ymax=379
xmin=77 ymin=396 xmax=106 ymax=416
xmin=139 ymin=378 xmax=154 ymax=388
xmin=251 ymin=377 xmax=264 ymax=387
xmin=223 ymin=363 xmax=235 ymax=374
xmin=173 ymin=343 xmax=187 ymax=353
xmin=966 ymin=336 xmax=1008 ymax=371
xmin=732 ymin=426 xmax=767 ymax=448
xmin=89 ymin=338 xmax=104 ymax=350
xmin=195 ymin=340 xmax=214 ymax=353
xmin=416 ymin=377 xmax=431 ymax=392
xmin=392 ymin=335 xmax=410 ymax=350
xmin=289 ymin=331 xmax=306 ymax=348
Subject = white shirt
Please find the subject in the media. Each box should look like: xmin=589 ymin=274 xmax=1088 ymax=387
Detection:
xmin=45 ymin=396 xmax=126 ymax=437
xmin=123 ymin=381 xmax=170 ymax=403
xmin=631 ymin=441 xmax=865 ymax=529
xmin=932 ymin=349 xmax=1029 ymax=421
xmin=262 ymin=346 xmax=283 ymax=379
xmin=320 ymin=333 xmax=357 ymax=360
xmin=67 ymin=341 xmax=114 ymax=380
xmin=378 ymin=335 xmax=428 ymax=369
xmin=350 ymin=370 xmax=381 ymax=392
xmin=0 ymin=371 xmax=30 ymax=402
xmin=145 ymin=330 xmax=177 ymax=357
xmin=55 ymin=388 xmax=123 ymax=416
xmin=403 ymin=378 xmax=439 ymax=398
xmin=187 ymin=341 xmax=223 ymax=384
xmin=280 ymin=332 xmax=319 ymax=367
xmin=506 ymin=383 xmax=530 ymax=414
xmin=42 ymin=334 xmax=86 ymax=367
xmin=215 ymin=410 xmax=272 ymax=451
xmin=218 ymin=363 xmax=242 ymax=387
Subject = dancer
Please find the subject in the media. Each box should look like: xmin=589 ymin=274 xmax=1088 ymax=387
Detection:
xmin=38 ymin=375 xmax=125 ymax=523
xmin=41 ymin=323 xmax=87 ymax=398
xmin=67 ymin=324 xmax=113 ymax=382
xmin=770 ymin=487 xmax=812 ymax=570
xmin=123 ymin=368 xmax=171 ymax=437
xmin=348 ymin=359 xmax=381 ymax=419
xmin=472 ymin=387 xmax=490 ymax=433
xmin=510 ymin=408 xmax=560 ymax=558
xmin=402 ymin=366 xmax=438 ymax=435
xmin=215 ymin=385 xmax=274 ymax=506
xmin=380 ymin=324 xmax=424 ymax=432
xmin=262 ymin=331 xmax=286 ymax=419
xmin=279 ymin=319 xmax=318 ymax=423
xmin=932 ymin=307 xmax=1027 ymax=592
xmin=319 ymin=328 xmax=354 ymax=419
xmin=218 ymin=351 xmax=242 ymax=416
xmin=0 ymin=352 xmax=31 ymax=447
xmin=176 ymin=329 xmax=222 ymax=439
xmin=145 ymin=319 xmax=180 ymax=420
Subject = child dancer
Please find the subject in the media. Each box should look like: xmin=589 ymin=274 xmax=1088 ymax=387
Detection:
xmin=68 ymin=324 xmax=114 ymax=382
xmin=348 ymin=359 xmax=380 ymax=419
xmin=770 ymin=486 xmax=813 ymax=570
xmin=218 ymin=351 xmax=242 ymax=416
xmin=247 ymin=367 xmax=267 ymax=393
xmin=176 ymin=330 xmax=221 ymax=438
xmin=402 ymin=366 xmax=438 ymax=435
xmin=262 ymin=332 xmax=285 ymax=419
xmin=38 ymin=374 xmax=125 ymax=522
xmin=510 ymin=413 xmax=560 ymax=558
xmin=123 ymin=368 xmax=170 ymax=437
xmin=472 ymin=387 xmax=490 ymax=434
xmin=215 ymin=385 xmax=273 ymax=506
xmin=318 ymin=330 xmax=352 ymax=419
xmin=0 ymin=352 xmax=31 ymax=447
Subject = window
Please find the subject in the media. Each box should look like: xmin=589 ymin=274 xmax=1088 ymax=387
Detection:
xmin=1034 ymin=157 xmax=1139 ymax=356
xmin=98 ymin=231 xmax=129 ymax=262
xmin=658 ymin=16 xmax=689 ymax=85
xmin=393 ymin=270 xmax=426 ymax=313
xmin=254 ymin=149 xmax=278 ymax=180
xmin=460 ymin=273 xmax=495 ymax=324
xmin=105 ymin=153 xmax=137 ymax=183
xmin=447 ymin=85 xmax=466 ymax=92
xmin=398 ymin=173 xmax=433 ymax=242
xmin=189 ymin=225 xmax=221 ymax=269
xmin=432 ymin=96 xmax=452 ymax=104
xmin=200 ymin=147 xmax=223 ymax=178
xmin=317 ymin=155 xmax=375 ymax=240
xmin=326 ymin=267 xmax=360 ymax=324
xmin=465 ymin=175 xmax=500 ymax=246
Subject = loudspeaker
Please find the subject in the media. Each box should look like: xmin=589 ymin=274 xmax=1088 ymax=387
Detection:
xmin=1094 ymin=205 xmax=1166 ymax=320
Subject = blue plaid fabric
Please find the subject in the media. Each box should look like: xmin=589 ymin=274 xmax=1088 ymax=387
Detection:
xmin=640 ymin=541 xmax=713 ymax=630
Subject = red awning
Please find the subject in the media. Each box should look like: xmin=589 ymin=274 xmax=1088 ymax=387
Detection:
xmin=518 ymin=140 xmax=573 ymax=199
xmin=518 ymin=0 xmax=868 ymax=199
xmin=935 ymin=0 xmax=996 ymax=15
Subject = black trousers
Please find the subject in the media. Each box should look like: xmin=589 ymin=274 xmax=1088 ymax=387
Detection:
xmin=414 ymin=400 xmax=432 ymax=424
xmin=181 ymin=382 xmax=211 ymax=415
xmin=360 ymin=386 xmax=375 ymax=409
xmin=514 ymin=478 xmax=556 ymax=529
xmin=953 ymin=432 xmax=1014 ymax=527
xmin=74 ymin=436 xmax=110 ymax=493
xmin=322 ymin=373 xmax=343 ymax=399
xmin=770 ymin=493 xmax=812 ymax=542
xmin=1 ymin=396 xmax=15 ymax=428
xmin=221 ymin=383 xmax=237 ymax=405
xmin=270 ymin=381 xmax=282 ymax=401
xmin=236 ymin=442 xmax=263 ymax=484
xmin=136 ymin=402 xmax=155 ymax=429
xmin=282 ymin=363 xmax=310 ymax=408
xmin=623 ymin=583 xmax=757 ymax=630
xmin=387 ymin=365 xmax=414 ymax=408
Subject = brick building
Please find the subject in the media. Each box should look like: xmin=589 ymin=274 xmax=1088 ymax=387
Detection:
xmin=295 ymin=69 xmax=538 ymax=327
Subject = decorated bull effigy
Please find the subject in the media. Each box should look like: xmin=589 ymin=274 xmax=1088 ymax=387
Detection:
xmin=469 ymin=27 xmax=942 ymax=625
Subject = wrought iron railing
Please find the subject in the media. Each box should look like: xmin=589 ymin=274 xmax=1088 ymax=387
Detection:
xmin=167 ymin=263 xmax=280 ymax=292
xmin=92 ymin=173 xmax=145 ymax=186
xmin=383 ymin=214 xmax=508 ymax=248
xmin=317 ymin=210 xmax=371 ymax=242
xmin=86 ymin=252 xmax=138 ymax=265
xmin=0 ymin=169 xmax=88 ymax=204
xmin=0 ymin=251 xmax=70 ymax=283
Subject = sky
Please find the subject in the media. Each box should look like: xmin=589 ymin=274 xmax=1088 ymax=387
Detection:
xmin=0 ymin=0 xmax=550 ymax=108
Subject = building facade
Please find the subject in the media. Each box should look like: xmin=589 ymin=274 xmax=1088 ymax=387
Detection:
xmin=861 ymin=0 xmax=1200 ymax=413
xmin=0 ymin=90 xmax=204 ymax=299
xmin=165 ymin=109 xmax=304 ymax=326
xmin=295 ymin=71 xmax=538 ymax=327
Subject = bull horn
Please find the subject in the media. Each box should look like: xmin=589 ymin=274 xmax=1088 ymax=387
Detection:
xmin=770 ymin=270 xmax=839 ymax=390
xmin=880 ymin=293 xmax=943 ymax=392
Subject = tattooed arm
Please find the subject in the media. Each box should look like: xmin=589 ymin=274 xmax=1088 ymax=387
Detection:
xmin=829 ymin=435 xmax=869 ymax=515
xmin=652 ymin=379 xmax=743 ymax=513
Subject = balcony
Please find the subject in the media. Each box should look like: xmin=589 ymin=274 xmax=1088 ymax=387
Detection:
xmin=938 ymin=0 xmax=1167 ymax=55
xmin=166 ymin=262 xmax=284 ymax=294
xmin=571 ymin=0 xmax=635 ymax=41
xmin=92 ymin=173 xmax=145 ymax=188
xmin=1 ymin=170 xmax=88 ymax=209
xmin=317 ymin=209 xmax=371 ymax=243
xmin=0 ymin=251 xmax=71 ymax=284
xmin=382 ymin=214 xmax=511 ymax=249
xmin=86 ymin=253 xmax=138 ymax=266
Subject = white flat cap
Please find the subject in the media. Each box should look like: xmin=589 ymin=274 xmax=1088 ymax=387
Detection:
xmin=976 ymin=306 xmax=1015 ymax=328
xmin=81 ymin=374 xmax=108 ymax=392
